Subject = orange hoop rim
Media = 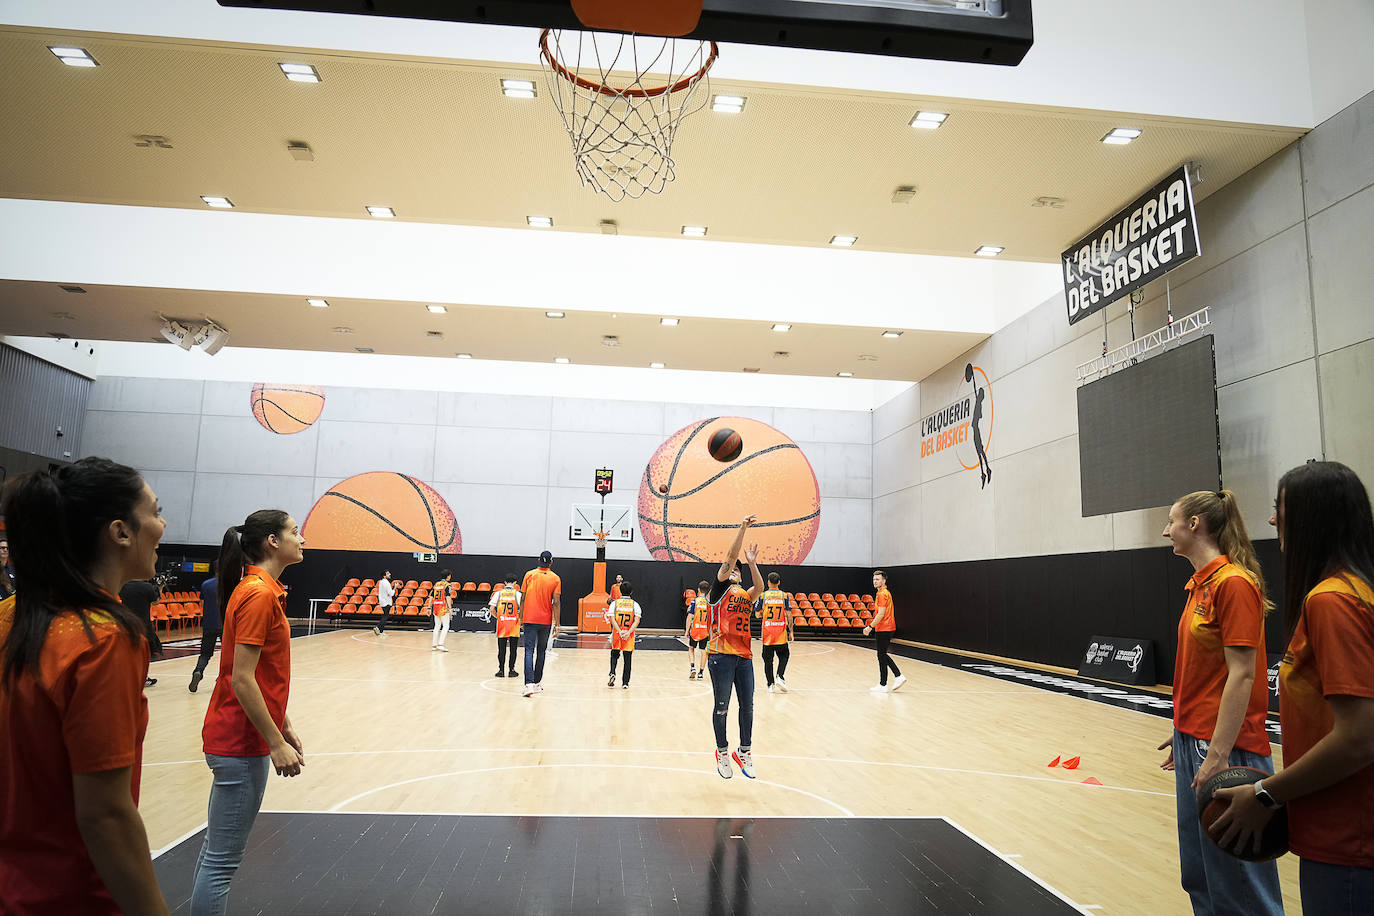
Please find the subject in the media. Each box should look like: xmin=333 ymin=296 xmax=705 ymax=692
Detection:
xmin=539 ymin=28 xmax=719 ymax=100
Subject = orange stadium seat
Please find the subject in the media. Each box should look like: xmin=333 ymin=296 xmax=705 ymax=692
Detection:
xmin=822 ymin=617 xmax=837 ymax=627
xmin=361 ymin=578 xmax=375 ymax=588
xmin=478 ymin=582 xmax=491 ymax=592
xmin=462 ymin=581 xmax=476 ymax=591
xmin=808 ymin=593 xmax=820 ymax=601
xmin=346 ymin=578 xmax=361 ymax=587
xmin=806 ymin=616 xmax=821 ymax=627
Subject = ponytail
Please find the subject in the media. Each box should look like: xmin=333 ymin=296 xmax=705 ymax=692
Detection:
xmin=216 ymin=509 xmax=291 ymax=621
xmin=1177 ymin=489 xmax=1272 ymax=612
xmin=1 ymin=458 xmax=147 ymax=687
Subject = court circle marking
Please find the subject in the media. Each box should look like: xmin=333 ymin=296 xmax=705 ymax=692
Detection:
xmin=328 ymin=762 xmax=855 ymax=817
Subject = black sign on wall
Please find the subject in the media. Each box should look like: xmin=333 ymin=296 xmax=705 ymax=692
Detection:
xmin=1062 ymin=166 xmax=1201 ymax=325
xmin=1078 ymin=635 xmax=1157 ymax=686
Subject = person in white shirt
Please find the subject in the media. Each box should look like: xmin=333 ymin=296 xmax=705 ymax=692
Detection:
xmin=605 ymin=580 xmax=643 ymax=689
xmin=372 ymin=570 xmax=395 ymax=636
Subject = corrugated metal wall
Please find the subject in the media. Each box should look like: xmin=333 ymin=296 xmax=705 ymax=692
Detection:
xmin=0 ymin=343 xmax=91 ymax=461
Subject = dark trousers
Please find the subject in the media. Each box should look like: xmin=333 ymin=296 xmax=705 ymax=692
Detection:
xmin=708 ymin=653 xmax=754 ymax=750
xmin=875 ymin=632 xmax=901 ymax=685
xmin=376 ymin=603 xmax=393 ymax=632
xmin=609 ymin=648 xmax=633 ymax=685
xmin=497 ymin=636 xmax=518 ymax=671
xmin=761 ymin=643 xmax=790 ymax=686
xmin=194 ymin=628 xmax=222 ymax=675
xmin=523 ymin=623 xmax=551 ymax=684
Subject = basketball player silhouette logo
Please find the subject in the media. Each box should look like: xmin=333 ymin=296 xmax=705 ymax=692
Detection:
xmin=965 ymin=363 xmax=992 ymax=488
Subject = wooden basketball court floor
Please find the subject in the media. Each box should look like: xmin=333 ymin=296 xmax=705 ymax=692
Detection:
xmin=141 ymin=630 xmax=1304 ymax=914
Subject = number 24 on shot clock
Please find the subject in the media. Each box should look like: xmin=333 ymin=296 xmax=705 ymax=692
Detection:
xmin=594 ymin=468 xmax=614 ymax=495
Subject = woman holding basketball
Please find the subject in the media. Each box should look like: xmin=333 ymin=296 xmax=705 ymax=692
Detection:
xmin=1 ymin=459 xmax=169 ymax=915
xmin=1210 ymin=463 xmax=1374 ymax=915
xmin=1157 ymin=489 xmax=1282 ymax=916
xmin=431 ymin=571 xmax=453 ymax=651
xmin=195 ymin=510 xmax=306 ymax=915
xmin=707 ymin=516 xmax=764 ymax=779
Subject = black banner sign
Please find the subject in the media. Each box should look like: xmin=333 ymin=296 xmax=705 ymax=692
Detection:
xmin=1078 ymin=635 xmax=1157 ymax=686
xmin=1062 ymin=166 xmax=1200 ymax=325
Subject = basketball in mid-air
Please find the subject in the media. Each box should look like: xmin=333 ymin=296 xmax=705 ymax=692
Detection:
xmin=251 ymin=383 xmax=325 ymax=434
xmin=708 ymin=427 xmax=743 ymax=462
xmin=303 ymin=472 xmax=462 ymax=553
xmin=639 ymin=416 xmax=819 ymax=564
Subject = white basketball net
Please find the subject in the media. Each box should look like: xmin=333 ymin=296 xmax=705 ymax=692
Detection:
xmin=539 ymin=30 xmax=717 ymax=202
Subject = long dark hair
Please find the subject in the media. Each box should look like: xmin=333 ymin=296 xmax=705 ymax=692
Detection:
xmin=216 ymin=509 xmax=292 ymax=621
xmin=1 ymin=458 xmax=148 ymax=687
xmin=1277 ymin=461 xmax=1374 ymax=639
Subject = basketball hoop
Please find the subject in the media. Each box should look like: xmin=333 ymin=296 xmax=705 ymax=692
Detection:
xmin=594 ymin=528 xmax=609 ymax=550
xmin=539 ymin=28 xmax=718 ymax=201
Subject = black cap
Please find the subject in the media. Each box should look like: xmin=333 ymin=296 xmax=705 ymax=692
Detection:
xmin=539 ymin=550 xmax=553 ymax=566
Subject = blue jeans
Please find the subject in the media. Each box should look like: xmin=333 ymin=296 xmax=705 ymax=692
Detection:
xmin=191 ymin=753 xmax=271 ymax=916
xmin=1300 ymin=858 xmax=1374 ymax=915
xmin=523 ymin=622 xmax=551 ymax=684
xmin=708 ymin=653 xmax=754 ymax=750
xmin=1172 ymin=732 xmax=1284 ymax=916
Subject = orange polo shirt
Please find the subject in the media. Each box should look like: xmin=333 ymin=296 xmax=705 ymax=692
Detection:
xmin=202 ymin=566 xmax=292 ymax=757
xmin=1171 ymin=555 xmax=1272 ymax=755
xmin=521 ymin=567 xmax=561 ymax=626
xmin=0 ymin=597 xmax=149 ymax=914
xmin=1280 ymin=575 xmax=1374 ymax=867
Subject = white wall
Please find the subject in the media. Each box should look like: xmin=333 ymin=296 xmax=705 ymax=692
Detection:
xmin=872 ymin=88 xmax=1374 ymax=566
xmin=1304 ymin=0 xmax=1374 ymax=123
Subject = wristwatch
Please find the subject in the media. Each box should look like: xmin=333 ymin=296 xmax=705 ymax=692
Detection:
xmin=1253 ymin=779 xmax=1282 ymax=809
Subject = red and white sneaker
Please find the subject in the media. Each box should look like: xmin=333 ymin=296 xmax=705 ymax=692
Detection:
xmin=732 ymin=748 xmax=755 ymax=779
xmin=715 ymin=748 xmax=733 ymax=779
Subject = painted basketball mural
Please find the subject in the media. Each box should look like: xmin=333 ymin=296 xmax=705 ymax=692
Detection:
xmin=639 ymin=417 xmax=820 ymax=564
xmin=251 ymin=383 xmax=326 ymax=434
xmin=303 ymin=472 xmax=462 ymax=553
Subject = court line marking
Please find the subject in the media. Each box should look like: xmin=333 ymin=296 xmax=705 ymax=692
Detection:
xmin=153 ymin=821 xmax=208 ymax=858
xmin=477 ymin=677 xmax=713 ymax=702
xmin=142 ymin=746 xmax=1170 ymax=797
xmin=327 ymin=762 xmax=856 ymax=817
xmin=944 ymin=816 xmax=1095 ymax=915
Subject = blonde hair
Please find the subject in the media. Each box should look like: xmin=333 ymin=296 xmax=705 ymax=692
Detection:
xmin=1177 ymin=489 xmax=1273 ymax=612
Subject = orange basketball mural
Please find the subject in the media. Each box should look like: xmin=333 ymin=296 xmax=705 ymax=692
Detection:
xmin=251 ymin=383 xmax=325 ymax=434
xmin=303 ymin=472 xmax=462 ymax=553
xmin=638 ymin=417 xmax=820 ymax=564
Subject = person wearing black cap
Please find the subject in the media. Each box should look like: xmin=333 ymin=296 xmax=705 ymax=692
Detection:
xmin=519 ymin=550 xmax=561 ymax=697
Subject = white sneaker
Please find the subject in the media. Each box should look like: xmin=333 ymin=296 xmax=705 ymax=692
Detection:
xmin=608 ymin=674 xmax=616 ymax=688
xmin=535 ymin=684 xmax=544 ymax=693
xmin=522 ymin=684 xmax=535 ymax=697
xmin=777 ymin=678 xmax=788 ymax=693
xmin=891 ymin=674 xmax=907 ymax=691
xmin=732 ymin=748 xmax=756 ymax=779
xmin=767 ymin=684 xmax=776 ymax=694
xmin=715 ymin=748 xmax=733 ymax=779
xmin=436 ymin=645 xmax=448 ymax=652
xmin=689 ymin=667 xmax=697 ymax=680
xmin=372 ymin=626 xmax=381 ymax=636
xmin=870 ymin=683 xmax=888 ymax=692
xmin=622 ymin=683 xmax=630 ymax=690
xmin=380 ymin=631 xmax=388 ymax=638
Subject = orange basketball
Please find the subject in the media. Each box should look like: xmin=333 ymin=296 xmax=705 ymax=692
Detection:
xmin=303 ymin=472 xmax=462 ymax=553
xmin=638 ymin=416 xmax=819 ymax=564
xmin=251 ymin=383 xmax=325 ymax=434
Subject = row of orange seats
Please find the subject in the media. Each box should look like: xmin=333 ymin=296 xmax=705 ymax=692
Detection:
xmin=151 ymin=600 xmax=202 ymax=634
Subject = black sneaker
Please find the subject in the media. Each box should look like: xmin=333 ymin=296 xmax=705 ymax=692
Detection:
xmin=189 ymin=670 xmax=203 ymax=693
xmin=145 ymin=677 xmax=157 ymax=688
xmin=508 ymin=669 xmax=518 ymax=678
xmin=495 ymin=670 xmax=506 ymax=678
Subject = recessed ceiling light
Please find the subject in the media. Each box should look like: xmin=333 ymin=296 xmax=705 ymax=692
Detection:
xmin=306 ymin=298 xmax=329 ymax=308
xmin=829 ymin=235 xmax=858 ymax=247
xmin=426 ymin=330 xmax=444 ymax=339
xmin=837 ymin=371 xmax=854 ymax=377
xmin=975 ymin=245 xmax=1005 ymax=257
xmin=366 ymin=206 xmax=395 ymax=218
xmin=59 ymin=285 xmax=86 ymax=294
xmin=527 ymin=215 xmax=553 ymax=228
xmin=278 ymin=62 xmax=321 ymax=83
xmin=355 ymin=347 xmax=375 ymax=353
xmin=681 ymin=225 xmax=708 ymax=237
xmin=649 ymin=362 xmax=665 ymax=369
xmin=456 ymin=352 xmax=473 ymax=359
xmin=742 ymin=367 xmax=761 ymax=373
xmin=1102 ymin=127 xmax=1142 ymax=145
xmin=52 ymin=311 xmax=77 ymax=320
xmin=49 ymin=46 xmax=97 ymax=67
xmin=712 ymin=94 xmax=746 ymax=113
xmin=545 ymin=311 xmax=565 ymax=319
xmin=201 ymin=195 xmax=234 ymax=209
xmin=881 ymin=330 xmax=903 ymax=338
xmin=659 ymin=317 xmax=680 ymax=326
xmin=771 ymin=323 xmax=791 ymax=332
xmin=426 ymin=305 xmax=448 ymax=314
xmin=554 ymin=356 xmax=571 ymax=364
xmin=501 ymin=78 xmax=537 ymax=99
xmin=909 ymin=110 xmax=948 ymax=129
xmin=332 ymin=326 xmax=353 ymax=334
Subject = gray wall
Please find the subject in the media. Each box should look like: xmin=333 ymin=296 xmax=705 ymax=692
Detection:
xmin=0 ymin=343 xmax=90 ymax=463
xmin=78 ymin=382 xmax=873 ymax=565
xmin=873 ymin=88 xmax=1374 ymax=567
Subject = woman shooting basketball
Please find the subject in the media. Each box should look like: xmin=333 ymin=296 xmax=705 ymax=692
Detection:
xmin=707 ymin=515 xmax=764 ymax=779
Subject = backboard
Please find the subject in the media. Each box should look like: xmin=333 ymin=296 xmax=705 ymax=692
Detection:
xmin=569 ymin=503 xmax=636 ymax=542
xmin=217 ymin=0 xmax=1034 ymax=65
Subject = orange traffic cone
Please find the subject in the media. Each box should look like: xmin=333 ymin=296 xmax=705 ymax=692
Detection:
xmin=1081 ymin=776 xmax=1103 ymax=785
xmin=1047 ymin=756 xmax=1061 ymax=767
xmin=1061 ymin=756 xmax=1081 ymax=770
